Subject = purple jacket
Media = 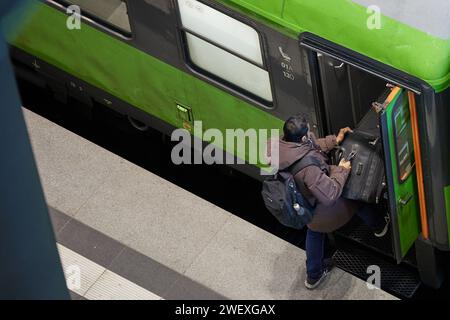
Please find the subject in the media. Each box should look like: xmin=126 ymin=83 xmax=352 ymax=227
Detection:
xmin=268 ymin=134 xmax=357 ymax=233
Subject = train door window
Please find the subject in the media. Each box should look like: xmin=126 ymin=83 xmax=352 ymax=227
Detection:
xmin=392 ymin=92 xmax=414 ymax=182
xmin=177 ymin=0 xmax=273 ymax=103
xmin=55 ymin=0 xmax=132 ymax=36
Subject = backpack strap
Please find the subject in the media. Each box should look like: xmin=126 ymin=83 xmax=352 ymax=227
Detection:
xmin=285 ymin=155 xmax=322 ymax=176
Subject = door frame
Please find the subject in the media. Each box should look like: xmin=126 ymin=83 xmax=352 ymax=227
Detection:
xmin=300 ymin=32 xmax=430 ymax=95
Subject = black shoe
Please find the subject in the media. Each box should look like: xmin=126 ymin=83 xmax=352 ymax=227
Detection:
xmin=374 ymin=214 xmax=391 ymax=238
xmin=304 ymin=259 xmax=335 ymax=290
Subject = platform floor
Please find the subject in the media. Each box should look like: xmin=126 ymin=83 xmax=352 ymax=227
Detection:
xmin=23 ymin=108 xmax=397 ymax=300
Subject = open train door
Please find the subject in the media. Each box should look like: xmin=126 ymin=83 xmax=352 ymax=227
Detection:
xmin=379 ymin=86 xmax=422 ymax=263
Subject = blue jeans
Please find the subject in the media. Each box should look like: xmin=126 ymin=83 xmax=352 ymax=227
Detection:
xmin=306 ymin=203 xmax=385 ymax=279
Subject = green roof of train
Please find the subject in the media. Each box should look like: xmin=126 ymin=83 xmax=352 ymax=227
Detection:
xmin=224 ymin=0 xmax=450 ymax=92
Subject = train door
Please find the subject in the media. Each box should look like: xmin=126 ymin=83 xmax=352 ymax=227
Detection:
xmin=313 ymin=48 xmax=423 ymax=264
xmin=379 ymin=87 xmax=421 ymax=262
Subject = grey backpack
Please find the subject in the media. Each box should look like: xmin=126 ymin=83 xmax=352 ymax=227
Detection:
xmin=261 ymin=156 xmax=320 ymax=230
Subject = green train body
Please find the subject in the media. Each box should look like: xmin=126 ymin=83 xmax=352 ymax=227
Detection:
xmin=3 ymin=0 xmax=450 ymax=289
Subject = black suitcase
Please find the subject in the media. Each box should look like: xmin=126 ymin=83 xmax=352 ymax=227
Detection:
xmin=336 ymin=109 xmax=386 ymax=203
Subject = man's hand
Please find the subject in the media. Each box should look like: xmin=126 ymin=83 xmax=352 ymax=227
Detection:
xmin=339 ymin=159 xmax=352 ymax=170
xmin=336 ymin=127 xmax=353 ymax=145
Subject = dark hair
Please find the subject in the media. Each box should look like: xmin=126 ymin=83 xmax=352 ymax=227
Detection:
xmin=283 ymin=114 xmax=309 ymax=142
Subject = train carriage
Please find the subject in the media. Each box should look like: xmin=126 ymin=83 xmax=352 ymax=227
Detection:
xmin=4 ymin=0 xmax=450 ymax=294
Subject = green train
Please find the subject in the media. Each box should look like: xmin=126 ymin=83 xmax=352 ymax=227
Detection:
xmin=4 ymin=0 xmax=450 ymax=293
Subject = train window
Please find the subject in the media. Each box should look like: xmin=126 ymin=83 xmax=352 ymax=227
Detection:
xmin=56 ymin=0 xmax=132 ymax=35
xmin=393 ymin=92 xmax=414 ymax=183
xmin=185 ymin=34 xmax=273 ymax=102
xmin=177 ymin=0 xmax=273 ymax=103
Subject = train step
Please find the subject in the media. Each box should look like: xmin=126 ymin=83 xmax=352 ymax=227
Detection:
xmin=335 ymin=216 xmax=417 ymax=267
xmin=333 ymin=243 xmax=421 ymax=298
